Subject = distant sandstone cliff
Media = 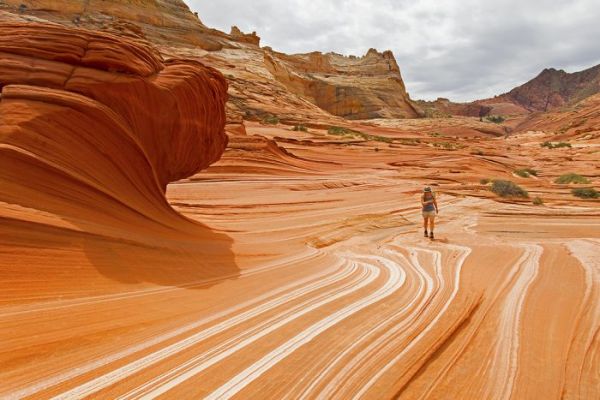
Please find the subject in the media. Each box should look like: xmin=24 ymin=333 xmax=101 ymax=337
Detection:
xmin=264 ymin=48 xmax=421 ymax=119
xmin=420 ymin=64 xmax=600 ymax=118
xmin=0 ymin=0 xmax=422 ymax=122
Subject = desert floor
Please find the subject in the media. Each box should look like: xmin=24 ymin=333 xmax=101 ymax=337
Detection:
xmin=1 ymin=121 xmax=599 ymax=399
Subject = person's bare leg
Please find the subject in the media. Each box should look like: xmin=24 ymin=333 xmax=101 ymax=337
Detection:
xmin=429 ymin=216 xmax=435 ymax=238
xmin=423 ymin=217 xmax=429 ymax=236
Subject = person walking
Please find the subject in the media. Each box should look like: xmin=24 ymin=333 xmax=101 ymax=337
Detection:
xmin=421 ymin=186 xmax=438 ymax=239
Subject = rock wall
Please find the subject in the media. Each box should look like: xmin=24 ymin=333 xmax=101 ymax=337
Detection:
xmin=0 ymin=20 xmax=228 ymax=233
xmin=264 ymin=48 xmax=422 ymax=120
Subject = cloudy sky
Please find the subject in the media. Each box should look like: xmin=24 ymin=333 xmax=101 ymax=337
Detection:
xmin=188 ymin=0 xmax=599 ymax=102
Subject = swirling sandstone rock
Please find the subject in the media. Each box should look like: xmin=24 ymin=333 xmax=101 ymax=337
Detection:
xmin=0 ymin=21 xmax=228 ymax=232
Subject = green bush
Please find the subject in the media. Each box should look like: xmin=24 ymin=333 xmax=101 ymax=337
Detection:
xmin=327 ymin=126 xmax=392 ymax=143
xmin=292 ymin=124 xmax=308 ymax=132
xmin=328 ymin=126 xmax=356 ymax=135
xmin=514 ymin=168 xmax=538 ymax=178
xmin=398 ymin=138 xmax=419 ymax=146
xmin=433 ymin=142 xmax=464 ymax=150
xmin=370 ymin=135 xmax=393 ymax=143
xmin=555 ymin=173 xmax=590 ymax=184
xmin=554 ymin=142 xmax=572 ymax=148
xmin=486 ymin=115 xmax=505 ymax=123
xmin=541 ymin=141 xmax=572 ymax=149
xmin=491 ymin=180 xmax=529 ymax=198
xmin=480 ymin=178 xmax=491 ymax=185
xmin=532 ymin=197 xmax=544 ymax=205
xmin=262 ymin=114 xmax=280 ymax=125
xmin=572 ymin=188 xmax=599 ymax=199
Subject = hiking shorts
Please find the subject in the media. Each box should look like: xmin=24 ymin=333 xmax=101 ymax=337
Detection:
xmin=422 ymin=210 xmax=436 ymax=218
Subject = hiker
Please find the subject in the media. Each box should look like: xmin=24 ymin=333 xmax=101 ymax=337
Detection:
xmin=421 ymin=186 xmax=438 ymax=239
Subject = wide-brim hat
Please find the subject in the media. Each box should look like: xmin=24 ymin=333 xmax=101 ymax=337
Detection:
xmin=423 ymin=186 xmax=432 ymax=192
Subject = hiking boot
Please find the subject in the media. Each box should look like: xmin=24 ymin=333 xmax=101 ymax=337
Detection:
xmin=429 ymin=232 xmax=434 ymax=239
xmin=424 ymin=230 xmax=428 ymax=237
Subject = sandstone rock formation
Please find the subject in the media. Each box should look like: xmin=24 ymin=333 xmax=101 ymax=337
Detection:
xmin=264 ymin=48 xmax=422 ymax=120
xmin=0 ymin=0 xmax=228 ymax=48
xmin=230 ymin=25 xmax=260 ymax=46
xmin=416 ymin=97 xmax=492 ymax=118
xmin=0 ymin=19 xmax=232 ymax=296
xmin=0 ymin=19 xmax=228 ymax=192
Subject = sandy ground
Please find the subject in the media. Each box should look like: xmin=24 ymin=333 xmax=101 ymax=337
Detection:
xmin=1 ymin=121 xmax=599 ymax=399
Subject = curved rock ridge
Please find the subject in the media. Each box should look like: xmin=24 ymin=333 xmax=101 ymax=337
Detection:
xmin=0 ymin=21 xmax=228 ymax=235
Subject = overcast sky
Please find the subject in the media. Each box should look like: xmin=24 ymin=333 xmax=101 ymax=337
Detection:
xmin=187 ymin=0 xmax=599 ymax=102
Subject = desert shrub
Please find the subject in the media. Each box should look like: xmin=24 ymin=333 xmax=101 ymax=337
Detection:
xmin=480 ymin=178 xmax=491 ymax=184
xmin=514 ymin=168 xmax=538 ymax=178
xmin=471 ymin=149 xmax=484 ymax=156
xmin=369 ymin=135 xmax=393 ymax=143
xmin=555 ymin=173 xmax=590 ymax=184
xmin=553 ymin=142 xmax=572 ymax=148
xmin=486 ymin=115 xmax=505 ymax=123
xmin=541 ymin=141 xmax=572 ymax=149
xmin=572 ymin=188 xmax=599 ymax=199
xmin=433 ymin=142 xmax=464 ymax=150
xmin=398 ymin=138 xmax=419 ymax=146
xmin=292 ymin=124 xmax=308 ymax=132
xmin=262 ymin=114 xmax=280 ymax=125
xmin=532 ymin=197 xmax=544 ymax=205
xmin=327 ymin=126 xmax=392 ymax=143
xmin=429 ymin=132 xmax=442 ymax=137
xmin=491 ymin=180 xmax=529 ymax=198
xmin=328 ymin=126 xmax=356 ymax=135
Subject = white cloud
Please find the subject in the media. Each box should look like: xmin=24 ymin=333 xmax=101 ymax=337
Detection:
xmin=187 ymin=0 xmax=600 ymax=102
